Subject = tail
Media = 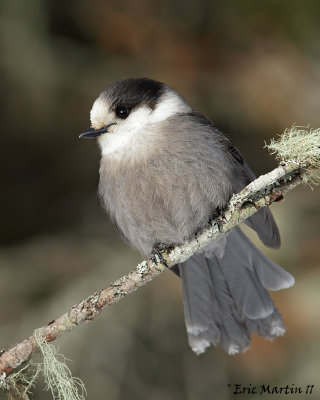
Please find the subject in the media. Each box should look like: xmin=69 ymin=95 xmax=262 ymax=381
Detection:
xmin=179 ymin=227 xmax=294 ymax=355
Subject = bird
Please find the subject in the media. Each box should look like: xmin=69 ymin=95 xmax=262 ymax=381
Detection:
xmin=79 ymin=78 xmax=294 ymax=355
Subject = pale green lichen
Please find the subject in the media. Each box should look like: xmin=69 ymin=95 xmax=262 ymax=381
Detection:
xmin=266 ymin=126 xmax=320 ymax=185
xmin=34 ymin=330 xmax=86 ymax=400
xmin=4 ymin=363 xmax=40 ymax=400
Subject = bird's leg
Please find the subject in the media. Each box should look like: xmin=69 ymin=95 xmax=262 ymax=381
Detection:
xmin=151 ymin=243 xmax=170 ymax=269
xmin=209 ymin=206 xmax=225 ymax=232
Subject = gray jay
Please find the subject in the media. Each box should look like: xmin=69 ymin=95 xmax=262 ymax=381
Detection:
xmin=79 ymin=78 xmax=294 ymax=355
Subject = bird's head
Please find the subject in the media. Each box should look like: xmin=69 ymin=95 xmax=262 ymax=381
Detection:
xmin=79 ymin=78 xmax=191 ymax=157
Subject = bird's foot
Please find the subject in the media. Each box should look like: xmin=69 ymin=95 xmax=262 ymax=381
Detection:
xmin=151 ymin=245 xmax=169 ymax=269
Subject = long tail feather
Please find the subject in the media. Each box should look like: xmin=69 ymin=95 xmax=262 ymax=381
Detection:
xmin=179 ymin=227 xmax=294 ymax=355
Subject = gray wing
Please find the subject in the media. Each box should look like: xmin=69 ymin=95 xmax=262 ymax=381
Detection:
xmin=228 ymin=142 xmax=281 ymax=249
xmin=245 ymin=207 xmax=281 ymax=249
xmin=241 ymin=161 xmax=281 ymax=248
xmin=197 ymin=119 xmax=281 ymax=249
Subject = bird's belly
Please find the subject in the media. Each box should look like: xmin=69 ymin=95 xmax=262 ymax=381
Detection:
xmin=99 ymin=155 xmax=233 ymax=257
xmin=99 ymin=178 xmax=217 ymax=256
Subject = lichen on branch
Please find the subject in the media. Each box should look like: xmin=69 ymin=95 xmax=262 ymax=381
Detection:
xmin=266 ymin=125 xmax=320 ymax=186
xmin=34 ymin=330 xmax=86 ymax=400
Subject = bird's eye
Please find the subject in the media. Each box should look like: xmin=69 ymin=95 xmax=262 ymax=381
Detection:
xmin=115 ymin=106 xmax=130 ymax=119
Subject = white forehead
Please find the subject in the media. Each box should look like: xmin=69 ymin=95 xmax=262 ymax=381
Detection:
xmin=90 ymin=96 xmax=109 ymax=129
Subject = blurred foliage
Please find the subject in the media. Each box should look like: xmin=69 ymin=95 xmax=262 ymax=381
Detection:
xmin=0 ymin=1 xmax=320 ymax=399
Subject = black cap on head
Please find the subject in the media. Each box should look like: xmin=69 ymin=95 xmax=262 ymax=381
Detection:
xmin=104 ymin=78 xmax=166 ymax=112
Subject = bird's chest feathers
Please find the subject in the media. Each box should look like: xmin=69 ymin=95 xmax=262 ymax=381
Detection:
xmin=99 ymin=131 xmax=135 ymax=157
xmin=99 ymin=127 xmax=158 ymax=162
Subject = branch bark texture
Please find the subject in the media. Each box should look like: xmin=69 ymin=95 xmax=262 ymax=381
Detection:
xmin=0 ymin=160 xmax=304 ymax=377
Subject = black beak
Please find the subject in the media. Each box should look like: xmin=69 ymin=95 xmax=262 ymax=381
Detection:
xmin=79 ymin=124 xmax=113 ymax=139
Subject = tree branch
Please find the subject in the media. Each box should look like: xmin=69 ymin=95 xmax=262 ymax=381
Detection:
xmin=1 ymin=125 xmax=320 ymax=383
xmin=0 ymin=160 xmax=304 ymax=378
